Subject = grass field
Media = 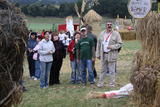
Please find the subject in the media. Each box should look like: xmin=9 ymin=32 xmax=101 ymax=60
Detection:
xmin=25 ymin=16 xmax=110 ymax=32
xmin=20 ymin=40 xmax=141 ymax=107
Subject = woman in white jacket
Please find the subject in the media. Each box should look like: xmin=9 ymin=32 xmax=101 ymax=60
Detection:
xmin=38 ymin=34 xmax=55 ymax=88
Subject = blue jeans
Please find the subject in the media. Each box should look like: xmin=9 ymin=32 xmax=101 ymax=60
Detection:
xmin=80 ymin=59 xmax=94 ymax=84
xmin=70 ymin=60 xmax=81 ymax=83
xmin=40 ymin=61 xmax=52 ymax=88
xmin=35 ymin=60 xmax=41 ymax=79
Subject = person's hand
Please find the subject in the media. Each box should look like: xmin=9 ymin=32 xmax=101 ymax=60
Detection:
xmin=107 ymin=46 xmax=112 ymax=49
xmin=92 ymin=58 xmax=95 ymax=61
xmin=28 ymin=48 xmax=33 ymax=53
xmin=97 ymin=57 xmax=100 ymax=60
xmin=77 ymin=59 xmax=80 ymax=63
xmin=72 ymin=48 xmax=75 ymax=52
xmin=47 ymin=50 xmax=53 ymax=55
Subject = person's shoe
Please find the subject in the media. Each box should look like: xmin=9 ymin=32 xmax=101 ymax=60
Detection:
xmin=34 ymin=78 xmax=38 ymax=81
xmin=90 ymin=84 xmax=96 ymax=89
xmin=97 ymin=83 xmax=104 ymax=88
xmin=22 ymin=86 xmax=27 ymax=92
xmin=109 ymin=83 xmax=115 ymax=87
xmin=82 ymin=83 xmax=86 ymax=88
xmin=93 ymin=79 xmax=96 ymax=83
xmin=69 ymin=81 xmax=75 ymax=84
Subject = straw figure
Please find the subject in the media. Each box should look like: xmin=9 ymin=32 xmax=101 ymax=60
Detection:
xmin=0 ymin=0 xmax=28 ymax=106
xmin=74 ymin=0 xmax=99 ymax=27
xmin=130 ymin=12 xmax=160 ymax=107
xmin=83 ymin=9 xmax=102 ymax=36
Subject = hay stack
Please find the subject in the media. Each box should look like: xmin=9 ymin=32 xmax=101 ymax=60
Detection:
xmin=0 ymin=0 xmax=28 ymax=106
xmin=83 ymin=9 xmax=102 ymax=36
xmin=119 ymin=30 xmax=136 ymax=40
xmin=116 ymin=18 xmax=133 ymax=30
xmin=130 ymin=12 xmax=160 ymax=107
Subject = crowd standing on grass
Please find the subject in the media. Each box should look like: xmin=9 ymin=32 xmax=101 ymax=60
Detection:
xmin=26 ymin=21 xmax=122 ymax=89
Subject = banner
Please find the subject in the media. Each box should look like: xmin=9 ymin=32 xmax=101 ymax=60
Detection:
xmin=128 ymin=0 xmax=152 ymax=18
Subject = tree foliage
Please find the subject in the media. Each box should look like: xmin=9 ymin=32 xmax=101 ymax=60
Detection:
xmin=17 ymin=0 xmax=158 ymax=18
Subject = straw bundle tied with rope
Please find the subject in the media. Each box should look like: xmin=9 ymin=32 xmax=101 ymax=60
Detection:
xmin=130 ymin=12 xmax=160 ymax=107
xmin=0 ymin=0 xmax=28 ymax=106
xmin=83 ymin=9 xmax=102 ymax=36
xmin=83 ymin=9 xmax=102 ymax=24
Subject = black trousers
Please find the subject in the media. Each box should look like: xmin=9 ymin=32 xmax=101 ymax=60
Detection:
xmin=92 ymin=61 xmax=97 ymax=78
xmin=27 ymin=55 xmax=35 ymax=77
xmin=49 ymin=59 xmax=63 ymax=85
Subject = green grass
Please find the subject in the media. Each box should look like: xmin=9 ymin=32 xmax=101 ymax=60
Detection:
xmin=25 ymin=16 xmax=112 ymax=32
xmin=20 ymin=40 xmax=141 ymax=107
xmin=26 ymin=16 xmax=80 ymax=32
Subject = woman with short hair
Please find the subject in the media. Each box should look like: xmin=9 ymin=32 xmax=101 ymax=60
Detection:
xmin=38 ymin=34 xmax=55 ymax=88
xmin=49 ymin=32 xmax=66 ymax=85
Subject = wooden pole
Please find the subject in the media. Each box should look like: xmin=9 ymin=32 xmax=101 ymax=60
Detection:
xmin=158 ymin=0 xmax=160 ymax=13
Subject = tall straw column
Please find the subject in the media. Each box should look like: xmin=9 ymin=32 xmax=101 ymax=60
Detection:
xmin=130 ymin=12 xmax=160 ymax=107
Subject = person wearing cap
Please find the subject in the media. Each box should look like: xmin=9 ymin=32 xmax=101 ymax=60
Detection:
xmin=96 ymin=21 xmax=122 ymax=87
xmin=27 ymin=32 xmax=37 ymax=79
xmin=77 ymin=27 xmax=95 ymax=86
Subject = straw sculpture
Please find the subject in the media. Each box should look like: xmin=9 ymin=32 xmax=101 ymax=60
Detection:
xmin=0 ymin=0 xmax=28 ymax=106
xmin=83 ymin=9 xmax=102 ymax=23
xmin=83 ymin=9 xmax=102 ymax=36
xmin=130 ymin=12 xmax=160 ymax=107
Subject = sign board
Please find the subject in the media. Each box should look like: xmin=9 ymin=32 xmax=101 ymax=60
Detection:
xmin=152 ymin=0 xmax=157 ymax=3
xmin=128 ymin=0 xmax=152 ymax=18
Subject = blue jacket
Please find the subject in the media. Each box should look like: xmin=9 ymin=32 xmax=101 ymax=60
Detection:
xmin=27 ymin=38 xmax=37 ymax=56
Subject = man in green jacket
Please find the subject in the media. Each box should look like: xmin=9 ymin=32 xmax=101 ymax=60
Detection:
xmin=77 ymin=27 xmax=95 ymax=86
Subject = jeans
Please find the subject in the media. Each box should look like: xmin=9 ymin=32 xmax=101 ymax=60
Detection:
xmin=40 ymin=61 xmax=52 ymax=88
xmin=35 ymin=60 xmax=41 ymax=79
xmin=70 ymin=60 xmax=81 ymax=83
xmin=80 ymin=59 xmax=94 ymax=84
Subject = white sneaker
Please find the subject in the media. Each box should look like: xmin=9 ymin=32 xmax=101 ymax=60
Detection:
xmin=34 ymin=78 xmax=38 ymax=81
xmin=97 ymin=83 xmax=104 ymax=88
xmin=93 ymin=79 xmax=96 ymax=83
xmin=109 ymin=83 xmax=115 ymax=87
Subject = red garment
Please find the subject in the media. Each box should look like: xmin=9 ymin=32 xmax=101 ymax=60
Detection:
xmin=41 ymin=32 xmax=45 ymax=38
xmin=67 ymin=40 xmax=75 ymax=61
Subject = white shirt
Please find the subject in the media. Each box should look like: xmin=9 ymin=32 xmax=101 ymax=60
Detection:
xmin=58 ymin=33 xmax=67 ymax=41
xmin=103 ymin=32 xmax=112 ymax=53
xmin=38 ymin=39 xmax=55 ymax=62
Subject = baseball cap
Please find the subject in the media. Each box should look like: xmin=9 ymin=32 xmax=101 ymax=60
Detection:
xmin=80 ymin=27 xmax=87 ymax=31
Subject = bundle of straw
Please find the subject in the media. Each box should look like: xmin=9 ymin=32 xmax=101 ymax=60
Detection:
xmin=0 ymin=0 xmax=28 ymax=106
xmin=83 ymin=9 xmax=102 ymax=24
xmin=130 ymin=12 xmax=160 ymax=107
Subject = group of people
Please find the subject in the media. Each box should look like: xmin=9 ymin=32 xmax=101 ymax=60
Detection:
xmin=27 ymin=21 xmax=122 ymax=88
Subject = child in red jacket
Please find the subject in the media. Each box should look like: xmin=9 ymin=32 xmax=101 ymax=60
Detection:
xmin=67 ymin=32 xmax=81 ymax=84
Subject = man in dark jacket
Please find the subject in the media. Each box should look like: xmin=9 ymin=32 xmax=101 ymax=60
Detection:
xmin=87 ymin=25 xmax=97 ymax=79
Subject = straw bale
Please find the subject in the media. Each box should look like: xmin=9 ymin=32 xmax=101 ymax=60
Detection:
xmin=90 ymin=22 xmax=102 ymax=36
xmin=116 ymin=18 xmax=133 ymax=27
xmin=84 ymin=9 xmax=102 ymax=24
xmin=131 ymin=12 xmax=160 ymax=107
xmin=0 ymin=0 xmax=28 ymax=106
xmin=119 ymin=30 xmax=136 ymax=40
